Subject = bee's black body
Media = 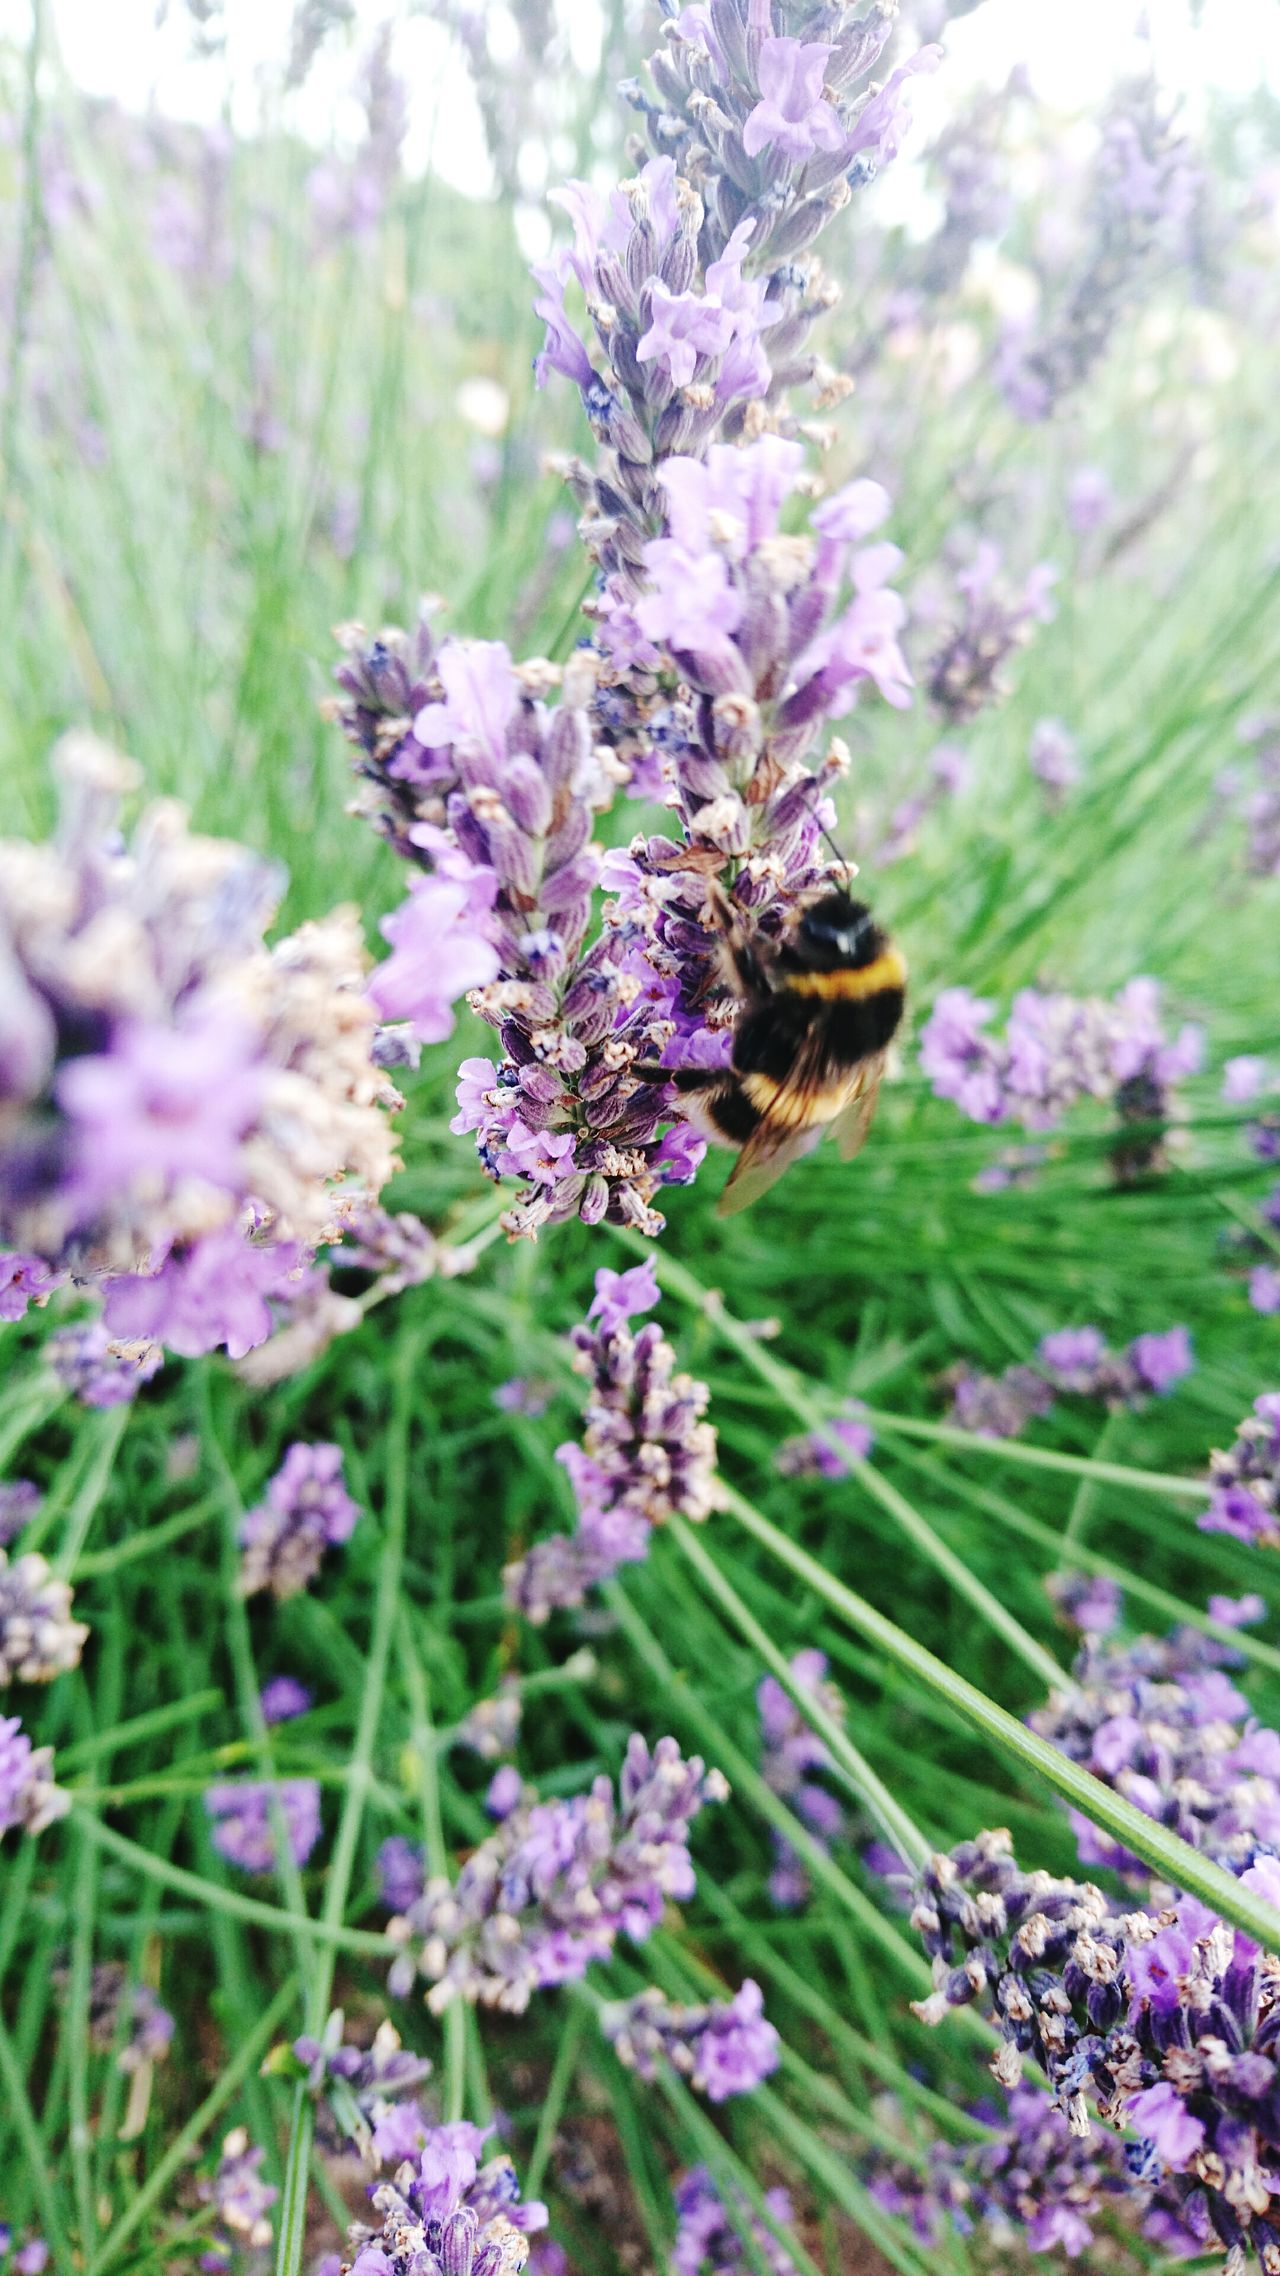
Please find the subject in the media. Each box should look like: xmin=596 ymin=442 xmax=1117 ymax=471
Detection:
xmin=672 ymin=889 xmax=906 ymax=1212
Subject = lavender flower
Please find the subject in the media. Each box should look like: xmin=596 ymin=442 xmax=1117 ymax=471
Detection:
xmin=455 ymin=1684 xmax=522 ymax=1761
xmin=870 ymin=2084 xmax=1143 ymax=2258
xmin=79 ymin=1962 xmax=174 ymax=2072
xmin=198 ymin=2129 xmax=277 ymax=2260
xmin=921 ymin=974 xmax=1203 ymax=1171
xmin=377 ymin=1836 xmax=427 ymax=1915
xmin=943 ymin=1322 xmax=1192 ymax=1440
xmin=0 ymin=1550 xmax=89 ymax=1684
xmin=0 ymin=1481 xmax=40 ymax=1547
xmin=0 ymin=1716 xmax=69 ymax=1838
xmin=997 ymin=85 xmax=1196 ymax=421
xmin=0 ymin=1252 xmax=59 ymax=1322
xmin=909 ymin=1830 xmax=1280 ymax=2269
xmin=0 ymin=734 xmax=400 ymax=1363
xmin=1200 ymin=1394 xmax=1280 ymax=1548
xmin=1224 ymin=1057 xmax=1270 ymax=1106
xmin=924 ymin=543 xmax=1057 ymax=725
xmin=237 ymin=1442 xmax=360 ymax=1600
xmin=601 ymin=1977 xmax=779 ymax=2101
xmin=1030 ymin=1608 xmax=1280 ymax=1879
xmin=204 ymin=1779 xmax=321 ymax=1873
xmin=384 ymin=1734 xmax=726 ymax=2013
xmin=1029 ymin=718 xmax=1082 ymax=803
xmin=1252 ymin=1268 xmax=1280 ymax=1317
xmin=345 ymin=2123 xmax=547 ymax=2276
xmin=671 ymin=2168 xmax=798 ymax=2276
xmin=758 ymin=1649 xmax=848 ymax=1908
xmin=46 ymin=1320 xmax=163 ymax=1408
xmin=775 ymin=1408 xmax=872 ymax=1478
xmin=288 ymin=2013 xmax=432 ymax=2164
xmin=259 ymin=1676 xmax=312 ymax=1724
xmin=505 ymin=1268 xmax=720 ymax=1622
xmin=1045 ymin=1571 xmax=1122 ymax=1638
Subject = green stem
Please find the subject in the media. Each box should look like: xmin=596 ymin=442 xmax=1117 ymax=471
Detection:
xmin=0 ymin=2005 xmax=71 ymax=2264
xmin=524 ymin=2001 xmax=586 ymax=2199
xmin=722 ymin=1487 xmax=1280 ymax=1952
xmin=53 ymin=1407 xmax=130 ymax=1577
xmin=667 ymin=1511 xmax=930 ymax=1869
xmin=399 ymin=1609 xmax=466 ymax=2123
xmin=71 ymin=1810 xmax=395 ymax=1954
xmin=858 ymin=1406 xmax=1207 ymax=1501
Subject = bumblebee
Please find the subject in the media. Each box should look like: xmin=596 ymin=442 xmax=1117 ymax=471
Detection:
xmin=673 ymin=886 xmax=906 ymax=1216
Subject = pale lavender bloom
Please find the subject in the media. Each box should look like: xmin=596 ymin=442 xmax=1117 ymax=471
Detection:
xmin=57 ymin=1010 xmax=263 ymax=1224
xmin=260 ymin=1677 xmax=312 ymax=1724
xmin=345 ymin=2126 xmax=546 ymax=2274
xmin=0 ymin=1482 xmax=40 ymax=1547
xmin=1128 ymin=1325 xmax=1194 ymax=1395
xmin=603 ymin=1977 xmax=779 ymax=2101
xmin=1045 ymin=1570 xmax=1121 ymax=1636
xmin=506 ymin=1268 xmax=719 ymax=1621
xmin=775 ymin=1411 xmax=872 ymax=1478
xmin=925 ymin=544 xmax=1057 ymax=725
xmin=1066 ymin=465 xmax=1114 ymax=534
xmin=1028 ymin=718 xmax=1081 ymax=801
xmin=493 ymin=1377 xmax=551 ymax=1417
xmin=82 ymin=1962 xmax=174 ymax=2072
xmin=455 ymin=1686 xmax=522 ymax=1762
xmin=204 ymin=1779 xmax=321 ymax=1872
xmin=1200 ymin=1393 xmax=1280 ymax=1547
xmin=1208 ymin=1593 xmax=1266 ymax=1628
xmin=758 ymin=1649 xmax=847 ymax=1909
xmin=672 ymin=2169 xmax=798 ymax=2276
xmin=0 ymin=1715 xmax=68 ymax=1837
xmin=946 ymin=1323 xmax=1191 ymax=1441
xmin=486 ymin=1765 xmax=523 ymax=1821
xmin=367 ymin=862 xmax=499 ymax=1045
xmin=292 ymin=2015 xmax=432 ymax=2160
xmin=11 ymin=2246 xmax=49 ymax=2276
xmin=238 ymin=1442 xmax=359 ymax=1600
xmin=743 ymin=40 xmax=843 ymax=164
xmin=1223 ymin=1056 xmax=1269 ymax=1104
xmin=384 ymin=1734 xmax=726 ymax=2012
xmin=0 ymin=1550 xmax=88 ymax=1684
xmin=0 ymin=1252 xmax=58 ymax=1323
xmin=1037 ymin=1326 xmax=1107 ymax=1384
xmin=102 ymin=1225 xmax=304 ymax=1362
xmin=1251 ymin=1267 xmax=1280 ymax=1316
xmin=199 ymin=2129 xmax=276 ymax=2257
xmin=376 ymin=1835 xmax=426 ymax=1914
xmin=46 ymin=1320 xmax=163 ymax=1408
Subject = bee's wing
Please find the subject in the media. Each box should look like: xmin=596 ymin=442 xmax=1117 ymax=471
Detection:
xmin=715 ymin=1028 xmax=833 ymax=1217
xmin=829 ymin=1052 xmax=888 ymax=1162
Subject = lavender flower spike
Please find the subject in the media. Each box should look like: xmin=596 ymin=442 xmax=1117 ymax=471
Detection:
xmin=505 ymin=1266 xmax=721 ymax=1622
xmin=345 ymin=2123 xmax=547 ymax=2275
xmin=602 ymin=1977 xmax=780 ymax=2101
xmin=384 ymin=1734 xmax=727 ymax=2013
xmin=204 ymin=1778 xmax=321 ymax=1872
xmin=672 ymin=2168 xmax=799 ymax=2276
xmin=1200 ymin=1394 xmax=1280 ymax=1547
xmin=758 ymin=1648 xmax=848 ymax=1908
xmin=237 ymin=1441 xmax=360 ymax=1599
xmin=0 ymin=1715 xmax=69 ymax=1838
xmin=0 ymin=1550 xmax=89 ymax=1684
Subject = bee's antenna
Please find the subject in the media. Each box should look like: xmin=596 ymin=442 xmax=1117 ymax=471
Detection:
xmin=818 ymin=816 xmax=858 ymax=890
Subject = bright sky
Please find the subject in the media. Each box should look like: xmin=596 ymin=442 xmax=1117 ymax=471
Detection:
xmin=1 ymin=0 xmax=1277 ymax=200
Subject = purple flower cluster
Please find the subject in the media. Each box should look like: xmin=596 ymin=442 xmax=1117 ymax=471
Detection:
xmin=997 ymin=84 xmax=1196 ymax=422
xmin=758 ymin=1648 xmax=848 ymax=1908
xmin=1226 ymin=715 xmax=1280 ymax=880
xmin=0 ymin=1480 xmax=41 ymax=1547
xmin=671 ymin=2167 xmax=798 ymax=2276
xmin=601 ymin=1977 xmax=780 ymax=2102
xmin=331 ymin=8 xmax=936 ymax=1232
xmin=0 ymin=734 xmax=401 ymax=1364
xmin=921 ymin=973 xmax=1204 ymax=1170
xmin=1029 ymin=717 xmax=1083 ymax=804
xmin=46 ymin=1319 xmax=164 ymax=1409
xmin=0 ymin=2234 xmax=49 ymax=2276
xmin=0 ymin=1715 xmax=68 ymax=1839
xmin=923 ymin=542 xmax=1057 ymax=725
xmin=383 ymin=1733 xmax=727 ymax=2013
xmin=198 ymin=2128 xmax=277 ymax=2262
xmin=346 ymin=2123 xmax=547 ymax=2276
xmin=203 ymin=1778 xmax=321 ymax=1873
xmin=237 ymin=1441 xmax=360 ymax=1600
xmin=943 ymin=1321 xmax=1193 ymax=1440
xmin=910 ymin=1829 xmax=1280 ymax=2269
xmin=775 ymin=1407 xmax=872 ymax=1478
xmin=0 ymin=1548 xmax=88 ymax=1685
xmin=1201 ymin=1396 xmax=1280 ymax=1549
xmin=867 ymin=2086 xmax=1139 ymax=2258
xmin=259 ymin=1675 xmax=312 ymax=1725
xmin=289 ymin=2013 xmax=433 ymax=2165
xmin=81 ymin=1962 xmax=174 ymax=2073
xmin=504 ymin=1263 xmax=721 ymax=1623
xmin=1030 ymin=1609 xmax=1280 ymax=1880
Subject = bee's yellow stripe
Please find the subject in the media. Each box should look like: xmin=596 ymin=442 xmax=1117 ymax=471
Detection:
xmin=742 ymin=1070 xmax=859 ymax=1127
xmin=780 ymin=948 xmax=907 ymax=1001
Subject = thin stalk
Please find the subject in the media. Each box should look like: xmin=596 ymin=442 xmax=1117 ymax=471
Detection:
xmin=667 ymin=1511 xmax=930 ymax=1869
xmin=53 ymin=1407 xmax=131 ymax=1577
xmin=0 ymin=2006 xmax=71 ymax=2264
xmin=71 ymin=1811 xmax=396 ymax=1954
xmin=399 ymin=1609 xmax=466 ymax=2123
xmin=524 ymin=2001 xmax=586 ymax=2199
xmin=858 ymin=1405 xmax=1205 ymax=1499
xmin=74 ymin=1496 xmax=220 ymax=1576
xmin=722 ymin=1488 xmax=1280 ymax=1952
xmin=87 ymin=1976 xmax=299 ymax=2276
